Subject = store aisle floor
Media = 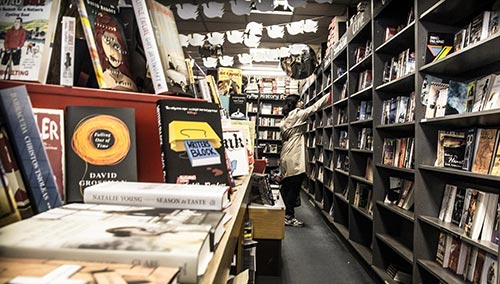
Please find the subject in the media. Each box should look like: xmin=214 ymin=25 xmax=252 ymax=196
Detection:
xmin=256 ymin=191 xmax=376 ymax=284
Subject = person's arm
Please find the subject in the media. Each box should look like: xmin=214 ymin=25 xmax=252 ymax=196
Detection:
xmin=293 ymin=92 xmax=331 ymax=121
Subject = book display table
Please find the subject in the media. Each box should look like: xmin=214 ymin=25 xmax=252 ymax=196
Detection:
xmin=247 ymin=190 xmax=285 ymax=276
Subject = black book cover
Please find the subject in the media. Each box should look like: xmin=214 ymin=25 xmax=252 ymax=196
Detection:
xmin=451 ymin=187 xmax=467 ymax=226
xmin=65 ymin=106 xmax=137 ymax=203
xmin=443 ymin=132 xmax=466 ymax=169
xmin=228 ymin=94 xmax=247 ymax=120
xmin=425 ymin=32 xmax=454 ymax=64
xmin=156 ymin=99 xmax=230 ymax=186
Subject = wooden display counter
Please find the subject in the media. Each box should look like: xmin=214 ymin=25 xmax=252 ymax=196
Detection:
xmin=247 ymin=190 xmax=285 ymax=276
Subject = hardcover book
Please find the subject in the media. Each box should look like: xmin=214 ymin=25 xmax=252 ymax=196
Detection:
xmin=0 ymin=125 xmax=33 ymax=219
xmin=451 ymin=187 xmax=467 ymax=226
xmin=469 ymin=11 xmax=491 ymax=45
xmin=33 ymin=108 xmax=65 ymax=202
xmin=131 ymin=0 xmax=188 ymax=94
xmin=420 ymin=74 xmax=443 ymax=106
xmin=76 ymin=0 xmax=137 ymax=91
xmin=0 ymin=257 xmax=180 ymax=284
xmin=157 ymin=99 xmax=230 ymax=186
xmin=490 ymin=132 xmax=500 ymax=176
xmin=491 ymin=200 xmax=500 ymax=244
xmin=83 ymin=181 xmax=230 ymax=211
xmin=425 ymin=82 xmax=449 ymax=119
xmin=65 ymin=106 xmax=137 ymax=203
xmin=442 ymin=132 xmax=466 ymax=169
xmin=0 ymin=0 xmax=61 ymax=83
xmin=463 ymin=128 xmax=478 ymax=171
xmin=471 ymin=128 xmax=498 ymax=174
xmin=0 ymin=203 xmax=217 ymax=283
xmin=465 ymin=80 xmax=477 ymax=112
xmin=0 ymin=85 xmax=62 ymax=213
xmin=480 ymin=254 xmax=497 ymax=284
xmin=229 ymin=94 xmax=248 ymax=120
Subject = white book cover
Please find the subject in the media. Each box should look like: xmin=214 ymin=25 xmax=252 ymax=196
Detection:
xmin=435 ymin=88 xmax=449 ymax=117
xmin=483 ymin=74 xmax=500 ymax=111
xmin=480 ymin=254 xmax=497 ymax=284
xmin=456 ymin=242 xmax=470 ymax=275
xmin=84 ymin=181 xmax=230 ymax=211
xmin=0 ymin=203 xmax=215 ymax=283
xmin=222 ymin=128 xmax=249 ymax=177
xmin=444 ymin=184 xmax=458 ymax=223
xmin=466 ymin=247 xmax=479 ymax=281
xmin=470 ymin=191 xmax=489 ymax=240
xmin=480 ymin=193 xmax=499 ymax=242
xmin=439 ymin=184 xmax=453 ymax=221
xmin=60 ymin=16 xmax=75 ymax=87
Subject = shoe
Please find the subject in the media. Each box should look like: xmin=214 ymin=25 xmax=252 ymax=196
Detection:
xmin=285 ymin=217 xmax=304 ymax=227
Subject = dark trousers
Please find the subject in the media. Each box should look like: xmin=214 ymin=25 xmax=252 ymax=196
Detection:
xmin=280 ymin=173 xmax=305 ymax=217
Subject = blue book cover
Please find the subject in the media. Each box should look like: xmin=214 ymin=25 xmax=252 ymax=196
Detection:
xmin=0 ymin=85 xmax=61 ymax=213
xmin=445 ymin=80 xmax=468 ymax=115
xmin=184 ymin=139 xmax=221 ymax=167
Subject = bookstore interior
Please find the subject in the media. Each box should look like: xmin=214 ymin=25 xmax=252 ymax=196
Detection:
xmin=1 ymin=0 xmax=500 ymax=283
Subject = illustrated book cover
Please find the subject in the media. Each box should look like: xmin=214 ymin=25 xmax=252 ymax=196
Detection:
xmin=0 ymin=85 xmax=61 ymax=213
xmin=0 ymin=0 xmax=61 ymax=83
xmin=425 ymin=32 xmax=454 ymax=64
xmin=83 ymin=181 xmax=230 ymax=211
xmin=76 ymin=0 xmax=137 ymax=91
xmin=33 ymin=108 xmax=65 ymax=202
xmin=0 ymin=203 xmax=217 ymax=283
xmin=471 ymin=128 xmax=498 ymax=174
xmin=445 ymin=80 xmax=468 ymax=115
xmin=222 ymin=128 xmax=249 ymax=177
xmin=156 ymin=99 xmax=230 ymax=186
xmin=65 ymin=106 xmax=137 ymax=203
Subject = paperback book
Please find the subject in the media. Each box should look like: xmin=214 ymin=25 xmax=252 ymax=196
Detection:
xmin=0 ymin=203 xmax=219 ymax=283
xmin=157 ymin=99 xmax=230 ymax=186
xmin=0 ymin=85 xmax=62 ymax=213
xmin=65 ymin=106 xmax=137 ymax=203
xmin=222 ymin=128 xmax=249 ymax=177
xmin=0 ymin=0 xmax=61 ymax=82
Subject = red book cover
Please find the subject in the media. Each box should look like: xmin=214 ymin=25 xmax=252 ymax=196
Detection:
xmin=33 ymin=108 xmax=65 ymax=202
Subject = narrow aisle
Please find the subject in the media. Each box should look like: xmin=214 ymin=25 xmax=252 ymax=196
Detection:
xmin=257 ymin=191 xmax=376 ymax=284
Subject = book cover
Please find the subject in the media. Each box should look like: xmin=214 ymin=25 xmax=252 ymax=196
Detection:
xmin=439 ymin=184 xmax=455 ymax=221
xmin=396 ymin=96 xmax=408 ymax=123
xmin=0 ymin=203 xmax=216 ymax=283
xmin=459 ymin=188 xmax=474 ymax=229
xmin=457 ymin=242 xmax=470 ymax=276
xmin=0 ymin=166 xmax=21 ymax=227
xmin=33 ymin=108 xmax=65 ymax=202
xmin=490 ymin=131 xmax=500 ymax=176
xmin=76 ymin=0 xmax=137 ymax=91
xmin=425 ymin=32 xmax=454 ymax=64
xmin=447 ymin=236 xmax=461 ymax=273
xmin=0 ymin=125 xmax=33 ymax=219
xmin=442 ymin=132 xmax=466 ymax=169
xmin=463 ymin=128 xmax=478 ymax=171
xmin=469 ymin=11 xmax=491 ymax=45
xmin=60 ymin=16 xmax=75 ymax=87
xmin=466 ymin=246 xmax=479 ymax=281
xmin=65 ymin=106 xmax=137 ymax=203
xmin=421 ymin=74 xmax=443 ymax=105
xmin=0 ymin=0 xmax=61 ymax=83
xmin=434 ymin=87 xmax=449 ymax=117
xmin=229 ymin=94 xmax=248 ymax=120
xmin=0 ymin=85 xmax=61 ymax=213
xmin=425 ymin=82 xmax=449 ymax=119
xmin=445 ymin=80 xmax=468 ymax=115
xmin=480 ymin=193 xmax=499 ymax=242
xmin=157 ymin=99 xmax=230 ymax=186
xmin=480 ymin=254 xmax=497 ymax=284
xmin=222 ymin=128 xmax=249 ymax=177
xmin=382 ymin=139 xmax=396 ymax=166
xmin=454 ymin=29 xmax=467 ymax=52
xmin=184 ymin=139 xmax=221 ymax=167
xmin=465 ymin=80 xmax=477 ymax=112
xmin=482 ymin=74 xmax=500 ymax=111
xmin=472 ymin=74 xmax=495 ymax=112
xmin=491 ymin=200 xmax=500 ymax=244
xmin=489 ymin=10 xmax=499 ymax=36
xmin=0 ymin=257 xmax=180 ymax=284
xmin=471 ymin=128 xmax=498 ymax=174
xmin=472 ymin=250 xmax=486 ymax=284
xmin=465 ymin=190 xmax=488 ymax=240
xmin=451 ymin=187 xmax=467 ymax=226
xmin=83 ymin=181 xmax=230 ymax=211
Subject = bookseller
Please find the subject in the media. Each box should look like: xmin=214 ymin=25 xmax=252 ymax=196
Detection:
xmin=279 ymin=92 xmax=331 ymax=227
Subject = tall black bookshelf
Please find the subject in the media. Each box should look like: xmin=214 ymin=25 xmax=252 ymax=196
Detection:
xmin=247 ymin=93 xmax=286 ymax=173
xmin=303 ymin=0 xmax=500 ymax=283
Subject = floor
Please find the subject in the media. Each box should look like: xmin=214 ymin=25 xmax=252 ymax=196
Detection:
xmin=255 ymin=191 xmax=377 ymax=284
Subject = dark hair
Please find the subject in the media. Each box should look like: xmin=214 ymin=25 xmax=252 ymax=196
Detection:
xmin=15 ymin=17 xmax=22 ymax=23
xmin=283 ymin=94 xmax=300 ymax=116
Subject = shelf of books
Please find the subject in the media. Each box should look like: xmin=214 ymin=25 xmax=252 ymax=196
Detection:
xmin=305 ymin=0 xmax=500 ymax=282
xmin=247 ymin=92 xmax=285 ymax=173
xmin=414 ymin=0 xmax=500 ymax=283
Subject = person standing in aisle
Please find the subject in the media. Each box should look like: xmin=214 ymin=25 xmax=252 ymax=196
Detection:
xmin=279 ymin=92 xmax=331 ymax=227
